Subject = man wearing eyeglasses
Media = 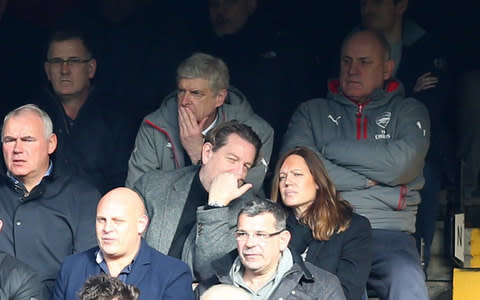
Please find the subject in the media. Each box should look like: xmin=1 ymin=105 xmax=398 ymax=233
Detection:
xmin=36 ymin=27 xmax=136 ymax=194
xmin=196 ymin=199 xmax=345 ymax=300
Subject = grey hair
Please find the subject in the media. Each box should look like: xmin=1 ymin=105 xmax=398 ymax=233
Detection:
xmin=341 ymin=29 xmax=392 ymax=60
xmin=177 ymin=52 xmax=230 ymax=95
xmin=238 ymin=199 xmax=287 ymax=231
xmin=2 ymin=104 xmax=53 ymax=140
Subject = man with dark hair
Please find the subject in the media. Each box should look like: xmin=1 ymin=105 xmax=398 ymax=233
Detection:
xmin=78 ymin=274 xmax=139 ymax=300
xmin=38 ymin=27 xmax=136 ymax=194
xmin=197 ymin=199 xmax=345 ymax=299
xmin=135 ymin=121 xmax=263 ymax=280
xmin=282 ymin=30 xmax=430 ymax=299
xmin=359 ymin=0 xmax=454 ymax=270
xmin=54 ymin=187 xmax=194 ymax=300
xmin=126 ymin=52 xmax=273 ymax=194
xmin=0 ymin=104 xmax=100 ymax=298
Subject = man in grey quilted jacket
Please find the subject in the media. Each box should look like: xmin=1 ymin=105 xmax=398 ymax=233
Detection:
xmin=281 ymin=30 xmax=430 ymax=300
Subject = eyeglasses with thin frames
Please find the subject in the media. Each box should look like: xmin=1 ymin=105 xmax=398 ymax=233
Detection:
xmin=235 ymin=229 xmax=285 ymax=243
xmin=46 ymin=57 xmax=92 ymax=67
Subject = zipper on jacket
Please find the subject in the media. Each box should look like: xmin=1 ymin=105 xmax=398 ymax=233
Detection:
xmin=354 ymin=100 xmax=371 ymax=140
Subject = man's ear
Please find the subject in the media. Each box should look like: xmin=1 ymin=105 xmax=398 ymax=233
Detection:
xmin=383 ymin=59 xmax=395 ymax=80
xmin=48 ymin=133 xmax=57 ymax=155
xmin=215 ymin=89 xmax=227 ymax=108
xmin=0 ymin=219 xmax=3 ymax=233
xmin=279 ymin=230 xmax=291 ymax=251
xmin=138 ymin=215 xmax=149 ymax=235
xmin=201 ymin=142 xmax=214 ymax=165
xmin=88 ymin=59 xmax=97 ymax=79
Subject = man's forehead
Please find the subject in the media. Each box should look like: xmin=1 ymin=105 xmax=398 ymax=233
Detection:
xmin=3 ymin=113 xmax=43 ymax=132
xmin=48 ymin=39 xmax=88 ymax=56
xmin=238 ymin=213 xmax=276 ymax=228
xmin=221 ymin=135 xmax=255 ymax=158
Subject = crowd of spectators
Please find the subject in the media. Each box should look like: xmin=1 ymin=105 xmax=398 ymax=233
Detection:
xmin=0 ymin=0 xmax=479 ymax=299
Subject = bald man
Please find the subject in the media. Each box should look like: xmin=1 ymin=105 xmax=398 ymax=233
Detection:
xmin=53 ymin=187 xmax=195 ymax=300
xmin=282 ymin=30 xmax=430 ymax=299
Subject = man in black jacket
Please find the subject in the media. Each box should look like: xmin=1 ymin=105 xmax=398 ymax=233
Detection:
xmin=40 ymin=27 xmax=136 ymax=194
xmin=0 ymin=104 xmax=100 ymax=298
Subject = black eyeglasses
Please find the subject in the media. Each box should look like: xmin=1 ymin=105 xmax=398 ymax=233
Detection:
xmin=235 ymin=229 xmax=285 ymax=243
xmin=46 ymin=57 xmax=92 ymax=66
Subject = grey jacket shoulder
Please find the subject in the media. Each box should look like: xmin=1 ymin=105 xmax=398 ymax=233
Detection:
xmin=269 ymin=261 xmax=346 ymax=300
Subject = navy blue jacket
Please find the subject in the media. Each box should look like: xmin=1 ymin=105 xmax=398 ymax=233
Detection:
xmin=0 ymin=166 xmax=100 ymax=298
xmin=53 ymin=239 xmax=194 ymax=300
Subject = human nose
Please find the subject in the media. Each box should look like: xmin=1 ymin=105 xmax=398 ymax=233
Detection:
xmin=13 ymin=140 xmax=23 ymax=153
xmin=244 ymin=233 xmax=258 ymax=246
xmin=103 ymin=220 xmax=114 ymax=233
xmin=178 ymin=91 xmax=191 ymax=106
xmin=60 ymin=61 xmax=71 ymax=74
xmin=348 ymin=61 xmax=359 ymax=75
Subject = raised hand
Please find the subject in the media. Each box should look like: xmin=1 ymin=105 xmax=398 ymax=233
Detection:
xmin=208 ymin=173 xmax=252 ymax=206
xmin=413 ymin=72 xmax=438 ymax=93
xmin=178 ymin=106 xmax=208 ymax=164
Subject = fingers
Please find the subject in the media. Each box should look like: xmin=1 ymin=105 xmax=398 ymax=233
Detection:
xmin=237 ymin=183 xmax=253 ymax=196
xmin=414 ymin=72 xmax=439 ymax=93
xmin=179 ymin=106 xmax=197 ymax=129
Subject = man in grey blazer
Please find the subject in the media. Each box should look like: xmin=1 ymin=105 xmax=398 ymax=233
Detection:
xmin=134 ymin=121 xmax=262 ymax=281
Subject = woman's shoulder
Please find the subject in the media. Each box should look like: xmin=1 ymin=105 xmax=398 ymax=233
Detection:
xmin=350 ymin=213 xmax=371 ymax=229
xmin=343 ymin=213 xmax=372 ymax=238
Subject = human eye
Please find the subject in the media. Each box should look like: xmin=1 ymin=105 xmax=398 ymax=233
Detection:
xmin=293 ymin=172 xmax=303 ymax=177
xmin=96 ymin=217 xmax=105 ymax=224
xmin=279 ymin=173 xmax=287 ymax=181
xmin=255 ymin=232 xmax=269 ymax=240
xmin=21 ymin=136 xmax=36 ymax=142
xmin=68 ymin=57 xmax=82 ymax=64
xmin=113 ymin=219 xmax=125 ymax=225
xmin=2 ymin=137 xmax=15 ymax=144
xmin=235 ymin=231 xmax=248 ymax=239
xmin=191 ymin=90 xmax=204 ymax=99
xmin=227 ymin=156 xmax=238 ymax=163
xmin=47 ymin=58 xmax=63 ymax=65
xmin=360 ymin=59 xmax=372 ymax=65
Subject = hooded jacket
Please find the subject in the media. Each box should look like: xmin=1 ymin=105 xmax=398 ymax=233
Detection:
xmin=281 ymin=80 xmax=430 ymax=232
xmin=126 ymin=87 xmax=274 ymax=193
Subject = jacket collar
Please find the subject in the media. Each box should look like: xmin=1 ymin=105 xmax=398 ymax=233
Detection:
xmin=212 ymin=247 xmax=314 ymax=283
xmin=327 ymin=78 xmax=404 ymax=109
